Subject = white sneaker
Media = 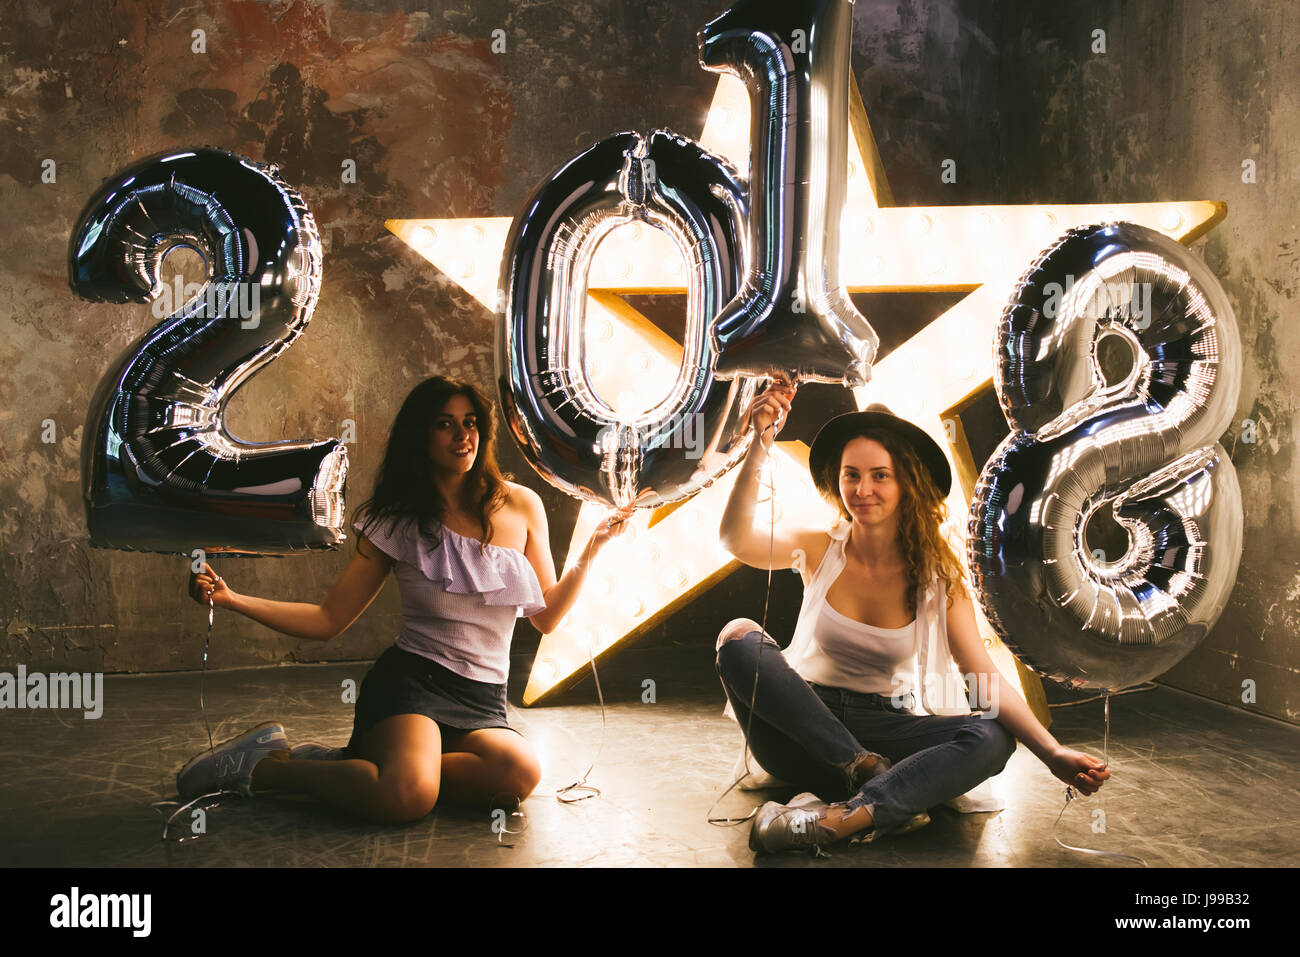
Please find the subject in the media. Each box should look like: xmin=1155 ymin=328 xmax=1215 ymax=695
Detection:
xmin=748 ymin=792 xmax=833 ymax=853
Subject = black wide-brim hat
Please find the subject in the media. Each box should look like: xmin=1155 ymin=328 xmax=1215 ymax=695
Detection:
xmin=808 ymin=404 xmax=952 ymax=499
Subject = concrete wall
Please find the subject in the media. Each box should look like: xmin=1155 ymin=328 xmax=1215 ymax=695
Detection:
xmin=1 ymin=1 xmax=1293 ymax=722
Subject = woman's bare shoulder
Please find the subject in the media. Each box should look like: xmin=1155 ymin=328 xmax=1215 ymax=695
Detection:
xmin=794 ymin=529 xmax=833 ymax=574
xmin=503 ymin=480 xmax=545 ymax=518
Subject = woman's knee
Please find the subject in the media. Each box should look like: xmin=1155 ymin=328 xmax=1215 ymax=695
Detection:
xmin=379 ymin=769 xmax=440 ymax=823
xmin=716 ymin=617 xmax=764 ymax=653
xmin=500 ymin=752 xmax=542 ymax=801
xmin=468 ymin=732 xmax=543 ymax=801
xmin=967 ymin=718 xmax=1017 ymax=773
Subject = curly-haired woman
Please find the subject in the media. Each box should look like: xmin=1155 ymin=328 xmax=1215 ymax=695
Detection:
xmin=180 ymin=376 xmax=629 ymax=823
xmin=716 ymin=382 xmax=1109 ymax=853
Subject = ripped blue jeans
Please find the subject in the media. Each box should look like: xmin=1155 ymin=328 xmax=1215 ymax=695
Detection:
xmin=716 ymin=629 xmax=1016 ymax=831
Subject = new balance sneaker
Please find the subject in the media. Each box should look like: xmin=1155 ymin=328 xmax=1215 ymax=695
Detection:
xmin=749 ymin=792 xmax=931 ymax=853
xmin=748 ymin=792 xmax=834 ymax=853
xmin=176 ymin=722 xmax=290 ymax=799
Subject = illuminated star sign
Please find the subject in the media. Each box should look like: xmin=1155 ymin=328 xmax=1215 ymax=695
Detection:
xmin=389 ymin=74 xmax=1225 ymax=709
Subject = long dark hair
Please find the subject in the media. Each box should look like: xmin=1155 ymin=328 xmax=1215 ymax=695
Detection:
xmin=815 ymin=427 xmax=969 ymax=615
xmin=352 ymin=376 xmax=511 ymax=553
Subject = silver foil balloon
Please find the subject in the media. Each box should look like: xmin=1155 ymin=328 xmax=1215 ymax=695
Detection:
xmin=499 ymin=0 xmax=878 ymax=508
xmin=69 ymin=147 xmax=348 ymax=555
xmin=969 ymin=222 xmax=1243 ymax=691
xmin=699 ymin=0 xmax=878 ymax=386
xmin=498 ymin=130 xmax=758 ymax=509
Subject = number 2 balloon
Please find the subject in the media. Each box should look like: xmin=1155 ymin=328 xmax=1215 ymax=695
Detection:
xmin=68 ymin=147 xmax=348 ymax=556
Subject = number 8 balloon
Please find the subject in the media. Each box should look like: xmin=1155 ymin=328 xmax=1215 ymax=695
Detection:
xmin=69 ymin=147 xmax=348 ymax=555
xmin=498 ymin=0 xmax=878 ymax=508
xmin=968 ymin=222 xmax=1244 ymax=691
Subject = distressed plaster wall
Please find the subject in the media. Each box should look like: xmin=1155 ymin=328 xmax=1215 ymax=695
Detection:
xmin=0 ymin=0 xmax=1293 ymax=723
xmin=0 ymin=0 xmax=742 ymax=675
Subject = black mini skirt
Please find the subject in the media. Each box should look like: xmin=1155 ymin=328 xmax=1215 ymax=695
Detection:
xmin=345 ymin=644 xmax=513 ymax=754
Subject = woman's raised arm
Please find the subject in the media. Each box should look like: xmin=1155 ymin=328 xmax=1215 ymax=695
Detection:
xmin=517 ymin=484 xmax=631 ymax=634
xmin=719 ymin=383 xmax=828 ymax=572
xmin=188 ymin=537 xmax=394 ymax=642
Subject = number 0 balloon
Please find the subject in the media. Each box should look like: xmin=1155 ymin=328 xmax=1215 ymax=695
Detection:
xmin=499 ymin=131 xmax=755 ymax=508
xmin=968 ymin=222 xmax=1244 ymax=691
xmin=69 ymin=147 xmax=348 ymax=555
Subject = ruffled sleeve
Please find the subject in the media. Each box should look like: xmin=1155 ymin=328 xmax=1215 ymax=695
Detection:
xmin=352 ymin=518 xmax=547 ymax=617
xmin=353 ymin=515 xmax=412 ymax=564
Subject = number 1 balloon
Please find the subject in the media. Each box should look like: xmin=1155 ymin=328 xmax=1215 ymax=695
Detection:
xmin=700 ymin=0 xmax=879 ymax=386
xmin=968 ymin=222 xmax=1243 ymax=691
xmin=69 ymin=147 xmax=348 ymax=555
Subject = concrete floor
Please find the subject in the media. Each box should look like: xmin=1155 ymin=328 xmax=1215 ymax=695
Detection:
xmin=1 ymin=646 xmax=1295 ymax=868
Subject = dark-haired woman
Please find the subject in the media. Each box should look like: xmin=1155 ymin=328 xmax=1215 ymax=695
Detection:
xmin=716 ymin=383 xmax=1109 ymax=852
xmin=179 ymin=376 xmax=629 ymax=823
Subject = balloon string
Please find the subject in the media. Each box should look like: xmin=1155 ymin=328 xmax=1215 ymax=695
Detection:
xmin=556 ymin=642 xmax=606 ymax=804
xmin=492 ymin=791 xmax=529 ymax=847
xmin=1104 ymin=689 xmax=1110 ymax=756
xmin=150 ymin=589 xmax=223 ymax=843
xmin=708 ymin=424 xmax=778 ymax=826
xmin=495 ymin=808 xmax=528 ymax=847
xmin=151 ymin=790 xmax=226 ymax=844
xmin=1051 ymin=690 xmax=1146 ymax=865
xmin=201 ymin=593 xmax=215 ymax=753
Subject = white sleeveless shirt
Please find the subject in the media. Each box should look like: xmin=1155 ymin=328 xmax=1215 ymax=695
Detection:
xmin=798 ymin=599 xmax=918 ymax=696
xmin=725 ymin=519 xmax=1004 ymax=812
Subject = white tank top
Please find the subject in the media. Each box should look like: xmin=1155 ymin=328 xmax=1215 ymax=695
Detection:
xmin=797 ymin=598 xmax=919 ymax=696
